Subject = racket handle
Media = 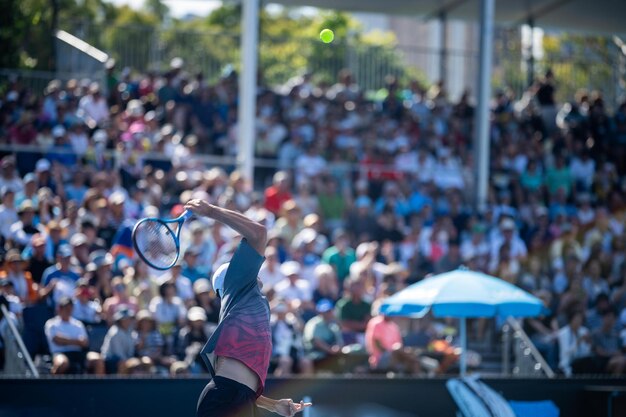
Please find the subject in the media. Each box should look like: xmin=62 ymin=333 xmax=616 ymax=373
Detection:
xmin=181 ymin=210 xmax=193 ymax=221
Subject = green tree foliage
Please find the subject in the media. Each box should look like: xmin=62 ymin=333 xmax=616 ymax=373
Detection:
xmin=541 ymin=34 xmax=615 ymax=104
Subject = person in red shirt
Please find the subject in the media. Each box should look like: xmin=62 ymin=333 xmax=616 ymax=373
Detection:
xmin=264 ymin=171 xmax=292 ymax=215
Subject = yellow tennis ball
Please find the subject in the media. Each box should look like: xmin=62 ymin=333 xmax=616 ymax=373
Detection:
xmin=320 ymin=29 xmax=334 ymax=44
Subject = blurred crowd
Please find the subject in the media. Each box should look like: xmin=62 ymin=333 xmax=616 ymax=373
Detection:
xmin=0 ymin=58 xmax=625 ymax=378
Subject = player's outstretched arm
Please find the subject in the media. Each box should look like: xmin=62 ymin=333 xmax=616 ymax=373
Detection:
xmin=184 ymin=199 xmax=267 ymax=255
xmin=256 ymin=396 xmax=312 ymax=417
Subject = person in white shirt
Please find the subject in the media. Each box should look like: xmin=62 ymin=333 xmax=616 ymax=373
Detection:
xmin=258 ymin=246 xmax=286 ymax=294
xmin=44 ymin=297 xmax=104 ymax=374
xmin=274 ymin=261 xmax=313 ymax=310
xmin=558 ymin=310 xmax=592 ymax=376
xmin=0 ymin=187 xmax=18 ymax=240
xmin=294 ymin=143 xmax=327 ymax=187
xmin=78 ymin=83 xmax=109 ymax=128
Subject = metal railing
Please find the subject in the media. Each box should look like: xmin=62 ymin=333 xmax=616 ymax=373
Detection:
xmin=0 ymin=304 xmax=39 ymax=378
xmin=502 ymin=317 xmax=555 ymax=378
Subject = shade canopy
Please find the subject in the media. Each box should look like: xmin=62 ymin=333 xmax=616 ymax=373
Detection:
xmin=276 ymin=0 xmax=626 ymax=36
xmin=380 ymin=269 xmax=544 ymax=318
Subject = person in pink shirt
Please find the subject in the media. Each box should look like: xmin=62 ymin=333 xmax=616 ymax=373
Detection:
xmin=365 ymin=312 xmax=422 ymax=374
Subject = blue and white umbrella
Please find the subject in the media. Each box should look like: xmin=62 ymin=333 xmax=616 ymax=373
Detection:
xmin=380 ymin=269 xmax=543 ymax=375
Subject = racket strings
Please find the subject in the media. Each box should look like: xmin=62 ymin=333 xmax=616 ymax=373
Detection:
xmin=134 ymin=220 xmax=178 ymax=269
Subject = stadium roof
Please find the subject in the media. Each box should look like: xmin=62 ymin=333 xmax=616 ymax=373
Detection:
xmin=276 ymin=0 xmax=626 ymax=35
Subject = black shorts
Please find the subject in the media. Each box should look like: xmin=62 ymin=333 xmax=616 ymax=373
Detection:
xmin=197 ymin=376 xmax=257 ymax=417
xmin=63 ymin=351 xmax=86 ymax=374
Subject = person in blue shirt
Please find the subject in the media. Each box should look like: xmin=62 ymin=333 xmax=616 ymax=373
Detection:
xmin=39 ymin=244 xmax=81 ymax=307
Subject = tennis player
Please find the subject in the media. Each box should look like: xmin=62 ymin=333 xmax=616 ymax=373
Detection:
xmin=184 ymin=199 xmax=312 ymax=417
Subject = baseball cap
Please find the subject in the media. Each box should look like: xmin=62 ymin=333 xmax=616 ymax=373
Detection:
xmin=193 ymin=278 xmax=211 ymax=294
xmin=280 ymin=261 xmax=301 ymax=277
xmin=113 ymin=307 xmax=135 ymax=322
xmin=211 ymin=263 xmax=229 ymax=297
xmin=135 ymin=309 xmax=154 ymax=323
xmin=5 ymin=249 xmax=23 ymax=263
xmin=58 ymin=296 xmax=73 ymax=307
xmin=273 ymin=301 xmax=288 ymax=314
xmin=187 ymin=306 xmax=207 ymax=322
xmin=52 ymin=125 xmax=66 ymax=138
xmin=70 ymin=233 xmax=88 ymax=247
xmin=57 ymin=244 xmax=73 ymax=258
xmin=500 ymin=218 xmax=516 ymax=231
xmin=35 ymin=159 xmax=51 ymax=172
xmin=316 ymin=298 xmax=334 ymax=313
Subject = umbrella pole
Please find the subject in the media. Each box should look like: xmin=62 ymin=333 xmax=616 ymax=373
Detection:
xmin=460 ymin=317 xmax=467 ymax=376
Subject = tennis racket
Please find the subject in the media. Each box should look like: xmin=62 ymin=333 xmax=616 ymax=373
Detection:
xmin=132 ymin=209 xmax=193 ymax=270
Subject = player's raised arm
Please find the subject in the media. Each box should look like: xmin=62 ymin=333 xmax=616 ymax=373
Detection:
xmin=184 ymin=199 xmax=267 ymax=255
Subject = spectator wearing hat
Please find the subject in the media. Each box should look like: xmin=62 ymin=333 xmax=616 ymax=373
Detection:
xmin=40 ymin=244 xmax=81 ymax=306
xmin=136 ymin=309 xmax=173 ymax=372
xmin=274 ymin=261 xmax=313 ymax=312
xmin=270 ymin=301 xmax=313 ymax=376
xmin=303 ymin=298 xmax=344 ymax=373
xmin=78 ymin=82 xmax=109 ymax=128
xmin=0 ymin=279 xmax=23 ymax=316
xmin=102 ymin=277 xmax=139 ymax=326
xmin=25 ymin=233 xmax=53 ymax=284
xmin=192 ymin=278 xmax=220 ymax=324
xmin=273 ymin=200 xmax=303 ymax=246
xmin=15 ymin=173 xmax=39 ymax=208
xmin=86 ymin=250 xmax=115 ymax=301
xmin=72 ymin=279 xmax=101 ymax=325
xmin=1 ymin=249 xmax=38 ymax=304
xmin=0 ymin=156 xmax=23 ymax=194
xmin=44 ymin=297 xmax=105 ymax=375
xmin=9 ymin=200 xmax=40 ymax=247
xmin=101 ymin=307 xmax=139 ymax=374
xmin=176 ymin=306 xmax=215 ymax=374
xmin=69 ymin=233 xmax=90 ymax=270
xmin=311 ymin=264 xmax=340 ymax=305
xmin=0 ymin=186 xmax=18 ymax=241
xmin=488 ymin=217 xmax=527 ymax=274
xmin=263 ymin=171 xmax=292 ymax=216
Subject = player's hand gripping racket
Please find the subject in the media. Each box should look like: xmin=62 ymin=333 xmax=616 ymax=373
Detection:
xmin=132 ymin=210 xmax=193 ymax=270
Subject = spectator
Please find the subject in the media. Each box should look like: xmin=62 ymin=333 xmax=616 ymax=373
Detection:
xmin=303 ymin=299 xmax=344 ymax=373
xmin=270 ymin=301 xmax=313 ymax=376
xmin=264 ymin=171 xmax=292 ymax=215
xmin=558 ymin=310 xmax=592 ymax=376
xmin=591 ymin=308 xmax=625 ymax=375
xmin=101 ymin=307 xmax=139 ymax=374
xmin=192 ymin=278 xmax=220 ymax=324
xmin=44 ymin=297 xmax=104 ymax=375
xmin=1 ymin=249 xmax=38 ymax=304
xmin=258 ymin=246 xmax=286 ymax=295
xmin=175 ymin=306 xmax=215 ymax=374
xmin=24 ymin=233 xmax=53 ymax=285
xmin=322 ymin=229 xmax=356 ymax=288
xmin=149 ymin=282 xmax=186 ymax=353
xmin=39 ymin=244 xmax=80 ymax=306
xmin=135 ymin=309 xmax=173 ymax=372
xmin=72 ymin=279 xmax=102 ymax=325
xmin=335 ymin=277 xmax=372 ymax=345
xmin=102 ymin=277 xmax=139 ymax=325
xmin=274 ymin=261 xmax=313 ymax=311
xmin=365 ymin=311 xmax=421 ymax=374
